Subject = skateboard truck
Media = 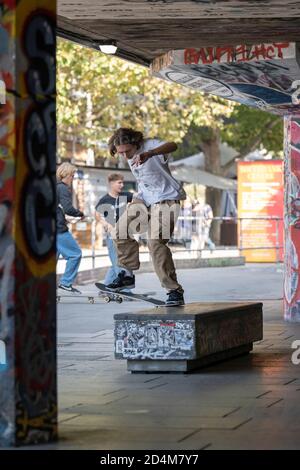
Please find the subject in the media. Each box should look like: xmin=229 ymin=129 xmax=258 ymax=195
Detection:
xmin=102 ymin=293 xmax=123 ymax=304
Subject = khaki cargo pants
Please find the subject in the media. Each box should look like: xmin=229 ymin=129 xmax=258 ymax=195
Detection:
xmin=111 ymin=199 xmax=183 ymax=292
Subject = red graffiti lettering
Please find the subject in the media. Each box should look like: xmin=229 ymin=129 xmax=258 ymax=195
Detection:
xmin=184 ymin=47 xmax=215 ymax=65
xmin=184 ymin=42 xmax=291 ymax=66
xmin=274 ymin=42 xmax=290 ymax=58
xmin=252 ymin=44 xmax=266 ymax=60
xmin=199 ymin=47 xmax=215 ymax=64
xmin=184 ymin=48 xmax=199 ymax=64
xmin=236 ymin=44 xmax=248 ymax=62
xmin=216 ymin=46 xmax=234 ymax=63
xmin=265 ymin=45 xmax=275 ymax=59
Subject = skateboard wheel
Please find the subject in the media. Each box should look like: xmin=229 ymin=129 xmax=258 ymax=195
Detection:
xmin=88 ymin=297 xmax=95 ymax=304
xmin=56 ymin=296 xmax=60 ymax=303
xmin=116 ymin=296 xmax=123 ymax=304
xmin=104 ymin=296 xmax=111 ymax=303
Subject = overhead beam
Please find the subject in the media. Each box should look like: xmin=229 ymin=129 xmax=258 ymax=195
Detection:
xmin=58 ymin=0 xmax=300 ymax=20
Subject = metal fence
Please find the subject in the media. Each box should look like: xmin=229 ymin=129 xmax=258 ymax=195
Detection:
xmin=64 ymin=215 xmax=284 ymax=268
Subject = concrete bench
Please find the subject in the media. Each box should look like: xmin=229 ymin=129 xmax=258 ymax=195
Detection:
xmin=114 ymin=302 xmax=263 ymax=372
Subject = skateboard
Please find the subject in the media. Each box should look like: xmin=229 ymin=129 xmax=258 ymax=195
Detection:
xmin=56 ymin=289 xmax=159 ymax=304
xmin=95 ymin=282 xmax=166 ymax=306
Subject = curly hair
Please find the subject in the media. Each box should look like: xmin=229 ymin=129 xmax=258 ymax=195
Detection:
xmin=108 ymin=128 xmax=144 ymax=156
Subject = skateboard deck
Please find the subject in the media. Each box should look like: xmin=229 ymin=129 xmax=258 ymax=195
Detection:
xmin=95 ymin=282 xmax=166 ymax=306
xmin=56 ymin=289 xmax=159 ymax=304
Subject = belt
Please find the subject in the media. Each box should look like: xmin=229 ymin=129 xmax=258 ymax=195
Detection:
xmin=154 ymin=200 xmax=180 ymax=205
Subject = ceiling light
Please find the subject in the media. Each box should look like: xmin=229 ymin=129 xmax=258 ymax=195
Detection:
xmin=98 ymin=40 xmax=117 ymax=55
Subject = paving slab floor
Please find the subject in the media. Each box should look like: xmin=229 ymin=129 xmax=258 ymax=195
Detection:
xmin=21 ymin=264 xmax=300 ymax=449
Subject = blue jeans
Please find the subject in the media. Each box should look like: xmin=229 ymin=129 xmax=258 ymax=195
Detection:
xmin=57 ymin=231 xmax=82 ymax=286
xmin=202 ymin=226 xmax=216 ymax=250
xmin=105 ymin=235 xmax=132 ymax=291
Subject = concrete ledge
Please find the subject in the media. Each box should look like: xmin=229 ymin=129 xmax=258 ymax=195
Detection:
xmin=114 ymin=302 xmax=263 ymax=373
xmin=60 ymin=256 xmax=245 ymax=285
xmin=128 ymin=343 xmax=253 ymax=373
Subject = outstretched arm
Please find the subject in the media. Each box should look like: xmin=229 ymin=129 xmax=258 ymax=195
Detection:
xmin=133 ymin=141 xmax=177 ymax=166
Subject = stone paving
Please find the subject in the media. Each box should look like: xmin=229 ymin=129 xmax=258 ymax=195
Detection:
xmin=37 ymin=265 xmax=300 ymax=449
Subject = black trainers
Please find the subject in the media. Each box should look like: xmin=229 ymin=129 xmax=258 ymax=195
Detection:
xmin=58 ymin=284 xmax=81 ymax=294
xmin=166 ymin=289 xmax=185 ymax=306
xmin=106 ymin=271 xmax=135 ymax=291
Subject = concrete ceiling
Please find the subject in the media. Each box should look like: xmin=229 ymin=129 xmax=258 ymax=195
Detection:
xmin=58 ymin=1 xmax=300 ymax=66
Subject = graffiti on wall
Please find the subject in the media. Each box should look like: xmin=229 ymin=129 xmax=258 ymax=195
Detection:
xmin=115 ymin=320 xmax=195 ymax=360
xmin=0 ymin=80 xmax=5 ymax=104
xmin=0 ymin=0 xmax=57 ymax=446
xmin=151 ymin=42 xmax=300 ymax=115
xmin=0 ymin=1 xmax=16 ymax=445
xmin=284 ymin=116 xmax=300 ymax=321
xmin=0 ymin=3 xmax=14 ymax=160
xmin=0 ymin=339 xmax=5 ymax=365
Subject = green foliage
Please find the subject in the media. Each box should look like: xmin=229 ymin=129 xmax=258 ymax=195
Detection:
xmin=221 ymin=105 xmax=283 ymax=157
xmin=57 ymin=39 xmax=233 ymax=157
xmin=57 ymin=39 xmax=283 ymax=162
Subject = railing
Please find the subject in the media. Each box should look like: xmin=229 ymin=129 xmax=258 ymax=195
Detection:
xmin=59 ymin=215 xmax=284 ymax=269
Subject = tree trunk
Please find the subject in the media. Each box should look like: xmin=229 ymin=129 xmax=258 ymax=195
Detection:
xmin=202 ymin=128 xmax=223 ymax=245
xmin=205 ymin=186 xmax=222 ymax=244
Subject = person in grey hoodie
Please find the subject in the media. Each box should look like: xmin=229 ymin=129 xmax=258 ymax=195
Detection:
xmin=57 ymin=162 xmax=84 ymax=294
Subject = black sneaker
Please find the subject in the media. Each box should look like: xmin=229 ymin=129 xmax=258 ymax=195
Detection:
xmin=166 ymin=289 xmax=185 ymax=306
xmin=106 ymin=271 xmax=135 ymax=291
xmin=58 ymin=284 xmax=81 ymax=294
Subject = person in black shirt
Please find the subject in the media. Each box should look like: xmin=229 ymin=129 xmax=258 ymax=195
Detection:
xmin=57 ymin=163 xmax=84 ymax=294
xmin=95 ymin=173 xmax=133 ymax=286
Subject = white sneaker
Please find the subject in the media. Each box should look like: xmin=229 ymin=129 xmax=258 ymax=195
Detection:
xmin=58 ymin=284 xmax=81 ymax=294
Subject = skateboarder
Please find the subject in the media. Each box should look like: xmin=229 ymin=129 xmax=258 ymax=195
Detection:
xmin=95 ymin=172 xmax=133 ymax=289
xmin=57 ymin=162 xmax=84 ymax=294
xmin=106 ymin=127 xmax=186 ymax=306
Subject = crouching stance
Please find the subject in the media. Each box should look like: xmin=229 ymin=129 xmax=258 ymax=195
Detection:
xmin=106 ymin=128 xmax=186 ymax=306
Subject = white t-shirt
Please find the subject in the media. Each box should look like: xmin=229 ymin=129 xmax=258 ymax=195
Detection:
xmin=128 ymin=138 xmax=186 ymax=206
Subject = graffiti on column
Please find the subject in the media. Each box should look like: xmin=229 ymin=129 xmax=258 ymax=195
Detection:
xmin=284 ymin=117 xmax=300 ymax=321
xmin=151 ymin=43 xmax=300 ymax=115
xmin=0 ymin=0 xmax=17 ymax=445
xmin=0 ymin=0 xmax=57 ymax=446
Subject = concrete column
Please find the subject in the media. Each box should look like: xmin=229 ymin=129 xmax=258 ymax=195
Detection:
xmin=284 ymin=115 xmax=300 ymax=321
xmin=0 ymin=0 xmax=57 ymax=446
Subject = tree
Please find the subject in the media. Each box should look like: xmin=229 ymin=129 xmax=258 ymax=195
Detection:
xmin=57 ymin=38 xmax=234 ymax=157
xmin=173 ymin=109 xmax=283 ymax=242
xmin=57 ymin=39 xmax=283 ymax=242
xmin=221 ymin=105 xmax=283 ymax=175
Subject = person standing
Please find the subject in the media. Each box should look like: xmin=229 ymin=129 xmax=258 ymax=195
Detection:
xmin=105 ymin=128 xmax=186 ymax=306
xmin=201 ymin=202 xmax=216 ymax=250
xmin=180 ymin=197 xmax=193 ymax=248
xmin=95 ymin=173 xmax=133 ymax=287
xmin=57 ymin=162 xmax=84 ymax=294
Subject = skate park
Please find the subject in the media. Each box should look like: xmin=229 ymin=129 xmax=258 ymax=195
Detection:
xmin=1 ymin=0 xmax=300 ymax=451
